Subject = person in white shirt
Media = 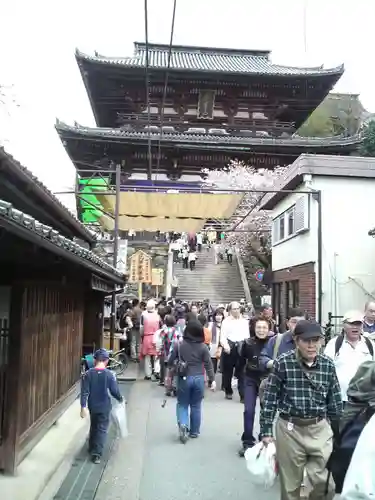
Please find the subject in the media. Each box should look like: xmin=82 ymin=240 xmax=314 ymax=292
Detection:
xmin=324 ymin=310 xmax=374 ymax=405
xmin=196 ymin=232 xmax=203 ymax=252
xmin=181 ymin=246 xmax=189 ymax=269
xmin=220 ymin=301 xmax=250 ymax=401
xmin=188 ymin=251 xmax=196 ymax=271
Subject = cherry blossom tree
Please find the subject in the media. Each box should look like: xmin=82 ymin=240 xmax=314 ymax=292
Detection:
xmin=203 ymin=161 xmax=287 ymax=282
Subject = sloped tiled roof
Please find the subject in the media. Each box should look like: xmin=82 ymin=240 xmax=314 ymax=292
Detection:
xmin=0 ymin=198 xmax=124 ymax=283
xmin=76 ymin=42 xmax=344 ymax=77
xmin=0 ymin=147 xmax=95 ymax=243
xmin=56 ymin=121 xmax=362 ymax=149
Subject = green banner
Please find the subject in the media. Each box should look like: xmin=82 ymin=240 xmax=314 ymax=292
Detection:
xmin=78 ymin=177 xmax=110 ymax=224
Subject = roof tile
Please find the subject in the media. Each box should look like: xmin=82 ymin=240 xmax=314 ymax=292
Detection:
xmin=0 ymin=198 xmax=124 ymax=280
xmin=76 ymin=42 xmax=344 ymax=77
xmin=0 ymin=147 xmax=95 ymax=242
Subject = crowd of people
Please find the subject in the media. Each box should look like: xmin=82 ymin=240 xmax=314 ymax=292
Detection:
xmin=169 ymin=231 xmax=234 ymax=269
xmin=82 ymin=293 xmax=375 ymax=499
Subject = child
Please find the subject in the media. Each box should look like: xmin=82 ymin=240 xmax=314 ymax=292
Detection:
xmin=80 ymin=348 xmax=123 ymax=464
xmin=154 ymin=314 xmax=177 ymax=388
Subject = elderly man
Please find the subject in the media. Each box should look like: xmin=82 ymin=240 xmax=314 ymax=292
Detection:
xmin=220 ymin=301 xmax=249 ymax=401
xmin=261 ymin=320 xmax=342 ymax=500
xmin=363 ymin=301 xmax=375 ymax=335
xmin=324 ymin=310 xmax=374 ymax=405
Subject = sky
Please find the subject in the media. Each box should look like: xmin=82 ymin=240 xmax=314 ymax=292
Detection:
xmin=0 ymin=0 xmax=374 ymax=214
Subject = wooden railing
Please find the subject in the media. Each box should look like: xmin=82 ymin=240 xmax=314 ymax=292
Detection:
xmin=116 ymin=113 xmax=295 ymax=135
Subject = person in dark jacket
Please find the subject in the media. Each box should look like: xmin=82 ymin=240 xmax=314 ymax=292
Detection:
xmin=236 ymin=316 xmax=270 ymax=456
xmin=168 ymin=320 xmax=215 ymax=443
xmin=80 ymin=348 xmax=123 ymax=463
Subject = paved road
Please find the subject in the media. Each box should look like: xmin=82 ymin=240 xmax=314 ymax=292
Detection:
xmin=95 ymin=381 xmax=279 ymax=500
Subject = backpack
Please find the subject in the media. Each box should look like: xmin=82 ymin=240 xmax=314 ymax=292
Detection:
xmin=173 ymin=340 xmax=188 ymax=378
xmin=334 ymin=334 xmax=374 ymax=358
xmin=273 ymin=333 xmax=284 ymax=359
xmin=259 ymin=334 xmax=285 ymax=402
xmin=328 ymin=406 xmax=375 ymax=494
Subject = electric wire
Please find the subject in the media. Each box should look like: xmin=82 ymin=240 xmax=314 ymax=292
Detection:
xmin=144 ymin=0 xmax=153 ymax=180
xmin=155 ymin=0 xmax=177 ymax=182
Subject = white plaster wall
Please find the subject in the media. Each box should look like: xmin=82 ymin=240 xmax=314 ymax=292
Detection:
xmin=314 ymin=176 xmax=375 ymax=322
xmin=271 ymin=181 xmax=318 ymax=271
xmin=271 ymin=175 xmax=375 ymax=323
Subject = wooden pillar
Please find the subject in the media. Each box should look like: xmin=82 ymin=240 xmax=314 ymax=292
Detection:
xmin=3 ymin=284 xmax=24 ymax=474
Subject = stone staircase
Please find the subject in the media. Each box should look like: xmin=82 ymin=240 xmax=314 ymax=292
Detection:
xmin=174 ymin=246 xmax=246 ymax=305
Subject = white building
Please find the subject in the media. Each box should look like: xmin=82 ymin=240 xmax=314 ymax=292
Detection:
xmin=261 ymin=154 xmax=375 ymax=328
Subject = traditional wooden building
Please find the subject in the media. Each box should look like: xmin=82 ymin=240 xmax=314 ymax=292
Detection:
xmin=0 ymin=148 xmax=125 ymax=474
xmin=56 ymin=42 xmax=360 ymax=182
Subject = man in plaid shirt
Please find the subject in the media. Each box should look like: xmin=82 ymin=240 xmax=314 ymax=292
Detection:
xmin=260 ymin=320 xmax=343 ymax=500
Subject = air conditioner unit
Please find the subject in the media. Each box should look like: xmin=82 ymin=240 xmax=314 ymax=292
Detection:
xmin=294 ymin=194 xmax=310 ymax=233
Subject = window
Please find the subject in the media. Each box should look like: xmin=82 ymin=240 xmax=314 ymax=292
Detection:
xmin=292 ymin=280 xmax=300 ymax=307
xmin=279 ymin=216 xmax=285 ymax=240
xmin=285 ymin=280 xmax=299 ymax=313
xmin=287 ymin=207 xmax=294 ymax=236
xmin=272 ymin=195 xmax=310 ymax=245
xmin=272 ymin=283 xmax=282 ymax=325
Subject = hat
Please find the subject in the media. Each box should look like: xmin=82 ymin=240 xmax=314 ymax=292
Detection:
xmin=294 ymin=320 xmax=323 ymax=340
xmin=94 ymin=348 xmax=110 ymax=361
xmin=343 ymin=310 xmax=363 ymax=324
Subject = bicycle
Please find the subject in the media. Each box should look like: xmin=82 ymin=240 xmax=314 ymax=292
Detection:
xmin=80 ymin=348 xmax=129 ymax=377
xmin=108 ymin=348 xmax=129 ymax=376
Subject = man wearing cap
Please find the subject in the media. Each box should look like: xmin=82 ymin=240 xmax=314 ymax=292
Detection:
xmin=80 ymin=348 xmax=123 ymax=464
xmin=260 ymin=320 xmax=342 ymax=500
xmin=324 ymin=310 xmax=374 ymax=406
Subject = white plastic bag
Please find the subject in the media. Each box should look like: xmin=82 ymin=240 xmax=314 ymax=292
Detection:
xmin=341 ymin=413 xmax=375 ymax=499
xmin=112 ymin=401 xmax=128 ymax=438
xmin=245 ymin=442 xmax=277 ymax=489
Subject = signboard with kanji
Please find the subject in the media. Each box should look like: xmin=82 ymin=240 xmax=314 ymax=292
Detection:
xmin=128 ymin=250 xmax=152 ymax=283
xmin=152 ymin=268 xmax=164 ymax=286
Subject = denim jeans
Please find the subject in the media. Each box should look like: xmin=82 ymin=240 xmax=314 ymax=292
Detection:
xmin=176 ymin=375 xmax=205 ymax=434
xmin=89 ymin=411 xmax=110 ymax=457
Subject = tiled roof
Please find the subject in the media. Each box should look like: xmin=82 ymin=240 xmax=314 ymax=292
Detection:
xmin=76 ymin=43 xmax=344 ymax=77
xmin=0 ymin=198 xmax=124 ymax=282
xmin=56 ymin=121 xmax=362 ymax=149
xmin=0 ymin=147 xmax=95 ymax=243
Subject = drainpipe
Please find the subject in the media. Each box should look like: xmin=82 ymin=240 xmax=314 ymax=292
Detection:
xmin=312 ymin=191 xmax=322 ymax=324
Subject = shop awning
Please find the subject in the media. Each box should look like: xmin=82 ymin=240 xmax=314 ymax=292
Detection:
xmin=97 ymin=191 xmax=243 ymax=232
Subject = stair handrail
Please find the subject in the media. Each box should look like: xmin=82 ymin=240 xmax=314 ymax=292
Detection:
xmin=234 ymin=246 xmax=253 ymax=308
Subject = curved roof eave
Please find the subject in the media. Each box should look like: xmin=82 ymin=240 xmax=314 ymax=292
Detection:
xmin=55 ymin=120 xmax=362 ymax=148
xmin=75 ymin=49 xmax=344 ymax=78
